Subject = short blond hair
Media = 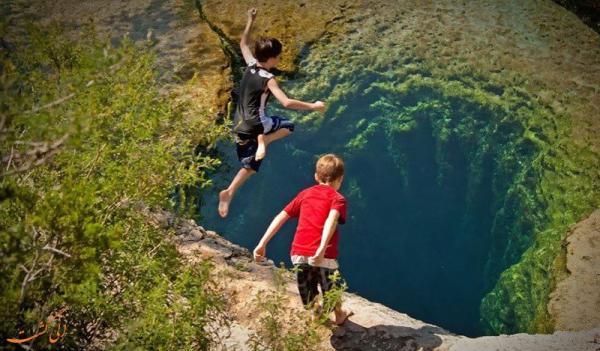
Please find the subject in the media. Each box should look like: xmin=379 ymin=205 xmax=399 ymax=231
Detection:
xmin=315 ymin=154 xmax=345 ymax=183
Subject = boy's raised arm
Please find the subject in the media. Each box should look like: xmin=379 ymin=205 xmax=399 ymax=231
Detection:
xmin=267 ymin=79 xmax=326 ymax=112
xmin=310 ymin=209 xmax=340 ymax=265
xmin=240 ymin=8 xmax=257 ymax=65
xmin=253 ymin=210 xmax=290 ymax=261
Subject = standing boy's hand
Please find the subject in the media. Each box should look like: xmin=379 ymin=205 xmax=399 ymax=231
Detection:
xmin=309 ymin=249 xmax=326 ymax=266
xmin=253 ymin=244 xmax=266 ymax=262
xmin=247 ymin=8 xmax=257 ymax=22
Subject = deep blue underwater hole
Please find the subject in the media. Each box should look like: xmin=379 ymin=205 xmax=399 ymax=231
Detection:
xmin=199 ymin=82 xmax=536 ymax=337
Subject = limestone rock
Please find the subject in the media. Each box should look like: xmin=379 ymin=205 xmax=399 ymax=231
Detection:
xmin=549 ymin=209 xmax=600 ymax=331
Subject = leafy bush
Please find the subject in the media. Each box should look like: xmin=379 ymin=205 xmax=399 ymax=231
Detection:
xmin=0 ymin=22 xmax=229 ymax=349
xmin=248 ymin=265 xmax=347 ymax=351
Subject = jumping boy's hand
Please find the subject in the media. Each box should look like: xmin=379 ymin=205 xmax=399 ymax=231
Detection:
xmin=247 ymin=8 xmax=257 ymax=21
xmin=253 ymin=244 xmax=266 ymax=262
xmin=313 ymin=101 xmax=326 ymax=113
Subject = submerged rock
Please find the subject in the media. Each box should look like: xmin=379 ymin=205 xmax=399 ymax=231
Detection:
xmin=199 ymin=0 xmax=353 ymax=74
xmin=20 ymin=0 xmax=233 ymax=116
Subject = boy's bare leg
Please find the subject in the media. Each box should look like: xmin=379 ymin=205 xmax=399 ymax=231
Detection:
xmin=265 ymin=128 xmax=292 ymax=144
xmin=333 ymin=303 xmax=353 ymax=325
xmin=218 ymin=168 xmax=256 ymax=218
xmin=255 ymin=129 xmax=292 ymax=161
xmin=255 ymin=134 xmax=267 ymax=161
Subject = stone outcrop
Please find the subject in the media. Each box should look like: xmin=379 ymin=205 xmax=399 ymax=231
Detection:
xmin=549 ymin=209 xmax=600 ymax=331
xmin=157 ymin=208 xmax=600 ymax=350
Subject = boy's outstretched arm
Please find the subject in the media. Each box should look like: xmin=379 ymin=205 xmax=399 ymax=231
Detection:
xmin=267 ymin=79 xmax=326 ymax=112
xmin=240 ymin=8 xmax=257 ymax=65
xmin=253 ymin=210 xmax=290 ymax=261
xmin=310 ymin=209 xmax=340 ymax=265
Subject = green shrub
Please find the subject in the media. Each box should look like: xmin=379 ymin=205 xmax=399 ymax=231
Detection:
xmin=0 ymin=22 xmax=229 ymax=349
xmin=248 ymin=265 xmax=347 ymax=351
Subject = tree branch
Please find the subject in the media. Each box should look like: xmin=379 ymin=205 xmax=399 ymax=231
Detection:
xmin=27 ymin=93 xmax=76 ymax=114
xmin=25 ymin=80 xmax=94 ymax=115
xmin=2 ymin=133 xmax=69 ymax=176
xmin=42 ymin=244 xmax=72 ymax=258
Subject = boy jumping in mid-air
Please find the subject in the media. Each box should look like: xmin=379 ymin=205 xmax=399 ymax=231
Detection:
xmin=218 ymin=8 xmax=326 ymax=218
xmin=253 ymin=154 xmax=353 ymax=325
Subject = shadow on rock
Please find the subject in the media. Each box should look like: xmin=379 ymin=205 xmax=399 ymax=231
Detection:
xmin=331 ymin=320 xmax=446 ymax=351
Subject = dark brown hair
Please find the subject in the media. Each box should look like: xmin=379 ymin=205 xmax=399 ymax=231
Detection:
xmin=315 ymin=154 xmax=345 ymax=183
xmin=254 ymin=37 xmax=282 ymax=62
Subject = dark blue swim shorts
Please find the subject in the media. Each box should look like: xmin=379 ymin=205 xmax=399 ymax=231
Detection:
xmin=235 ymin=116 xmax=295 ymax=172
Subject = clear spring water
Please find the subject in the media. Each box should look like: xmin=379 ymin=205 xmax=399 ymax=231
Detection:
xmin=199 ymin=81 xmax=537 ymax=337
xmin=198 ymin=3 xmax=547 ymax=336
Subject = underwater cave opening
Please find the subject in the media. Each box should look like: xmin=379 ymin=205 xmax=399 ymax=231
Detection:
xmin=199 ymin=84 xmax=539 ymax=337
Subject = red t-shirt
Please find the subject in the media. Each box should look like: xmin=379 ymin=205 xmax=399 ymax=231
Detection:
xmin=283 ymin=184 xmax=347 ymax=259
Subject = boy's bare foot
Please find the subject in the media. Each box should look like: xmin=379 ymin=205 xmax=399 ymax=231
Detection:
xmin=334 ymin=309 xmax=354 ymax=325
xmin=218 ymin=190 xmax=232 ymax=218
xmin=310 ymin=301 xmax=323 ymax=316
xmin=255 ymin=142 xmax=266 ymax=161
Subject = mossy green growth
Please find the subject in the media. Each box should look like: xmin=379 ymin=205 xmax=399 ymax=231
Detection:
xmin=481 ymin=130 xmax=599 ymax=334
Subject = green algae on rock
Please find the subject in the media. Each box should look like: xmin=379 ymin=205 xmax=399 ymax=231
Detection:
xmin=199 ymin=0 xmax=353 ymax=75
xmin=285 ymin=64 xmax=562 ymax=335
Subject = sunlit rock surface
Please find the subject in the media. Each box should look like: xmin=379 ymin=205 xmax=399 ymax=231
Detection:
xmin=549 ymin=209 xmax=600 ymax=332
xmin=15 ymin=0 xmax=232 ymax=116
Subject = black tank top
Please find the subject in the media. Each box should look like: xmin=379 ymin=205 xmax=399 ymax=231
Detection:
xmin=232 ymin=62 xmax=274 ymax=138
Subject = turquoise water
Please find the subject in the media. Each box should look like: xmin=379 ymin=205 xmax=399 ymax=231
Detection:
xmin=200 ymin=78 xmax=538 ymax=337
xmin=198 ymin=3 xmax=549 ymax=336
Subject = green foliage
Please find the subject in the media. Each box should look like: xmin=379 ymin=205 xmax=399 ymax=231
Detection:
xmin=0 ymin=23 xmax=229 ymax=349
xmin=248 ymin=264 xmax=347 ymax=351
xmin=317 ymin=270 xmax=348 ymax=325
xmin=248 ymin=265 xmax=320 ymax=351
xmin=112 ymin=261 xmax=229 ymax=350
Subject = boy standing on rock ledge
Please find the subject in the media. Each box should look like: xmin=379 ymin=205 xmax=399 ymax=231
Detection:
xmin=253 ymin=154 xmax=353 ymax=325
xmin=218 ymin=8 xmax=326 ymax=218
